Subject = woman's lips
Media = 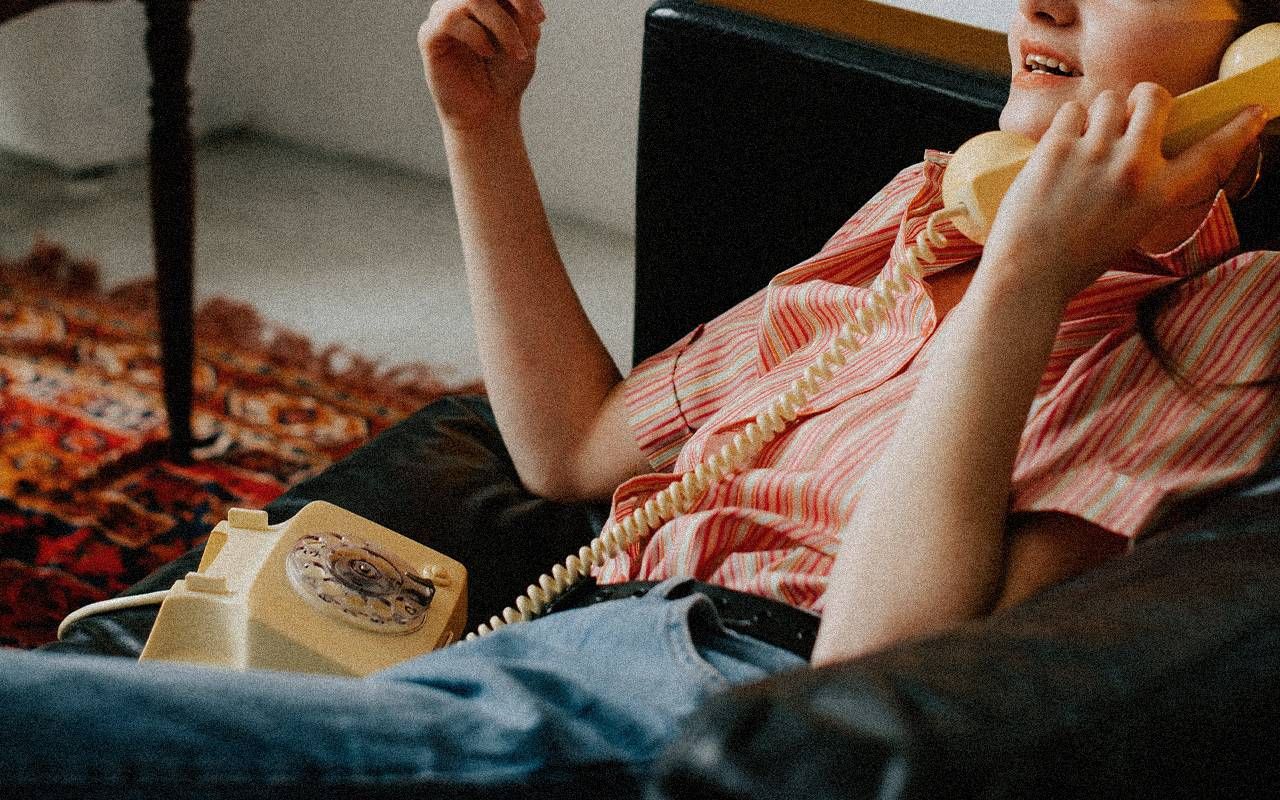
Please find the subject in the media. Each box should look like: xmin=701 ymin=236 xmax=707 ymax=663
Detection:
xmin=1012 ymin=68 xmax=1081 ymax=89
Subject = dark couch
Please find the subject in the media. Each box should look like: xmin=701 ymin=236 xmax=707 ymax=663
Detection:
xmin=49 ymin=1 xmax=1280 ymax=798
xmin=638 ymin=3 xmax=1280 ymax=799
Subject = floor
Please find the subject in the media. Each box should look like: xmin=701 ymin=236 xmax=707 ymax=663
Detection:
xmin=0 ymin=131 xmax=636 ymax=386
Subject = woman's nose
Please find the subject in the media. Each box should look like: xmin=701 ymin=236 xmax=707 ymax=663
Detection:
xmin=1016 ymin=0 xmax=1077 ymax=26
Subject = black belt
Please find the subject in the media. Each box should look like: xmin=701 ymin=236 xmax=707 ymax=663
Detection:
xmin=544 ymin=579 xmax=819 ymax=661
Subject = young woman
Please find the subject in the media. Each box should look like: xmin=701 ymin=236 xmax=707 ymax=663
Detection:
xmin=419 ymin=0 xmax=1280 ymax=666
xmin=2 ymin=0 xmax=1278 ymax=794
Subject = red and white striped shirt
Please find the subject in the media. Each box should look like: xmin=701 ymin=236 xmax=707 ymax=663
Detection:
xmin=601 ymin=149 xmax=1280 ymax=612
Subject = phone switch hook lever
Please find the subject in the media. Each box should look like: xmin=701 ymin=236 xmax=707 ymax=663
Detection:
xmin=184 ymin=572 xmax=231 ymax=595
xmin=228 ymin=508 xmax=270 ymax=531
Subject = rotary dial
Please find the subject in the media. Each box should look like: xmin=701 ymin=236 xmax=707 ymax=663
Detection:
xmin=285 ymin=531 xmax=435 ymax=634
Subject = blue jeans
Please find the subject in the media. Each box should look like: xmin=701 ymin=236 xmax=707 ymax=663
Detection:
xmin=0 ymin=578 xmax=804 ymax=797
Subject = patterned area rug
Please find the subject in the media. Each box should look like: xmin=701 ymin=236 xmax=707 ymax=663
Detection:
xmin=0 ymin=239 xmax=479 ymax=648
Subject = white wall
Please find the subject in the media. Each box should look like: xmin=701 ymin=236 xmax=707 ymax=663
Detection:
xmin=0 ymin=1 xmax=244 ymax=171
xmin=880 ymin=0 xmax=1009 ymax=32
xmin=0 ymin=1 xmax=1009 ymax=233
xmin=237 ymin=0 xmax=650 ymax=235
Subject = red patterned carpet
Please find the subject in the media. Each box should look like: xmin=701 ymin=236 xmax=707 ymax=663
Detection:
xmin=0 ymin=239 xmax=479 ymax=648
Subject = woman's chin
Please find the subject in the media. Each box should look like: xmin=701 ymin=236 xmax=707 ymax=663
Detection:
xmin=998 ymin=103 xmax=1051 ymax=142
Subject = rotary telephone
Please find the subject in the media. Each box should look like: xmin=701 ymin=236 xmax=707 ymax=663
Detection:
xmin=56 ymin=24 xmax=1280 ymax=677
xmin=58 ymin=502 xmax=468 ymax=676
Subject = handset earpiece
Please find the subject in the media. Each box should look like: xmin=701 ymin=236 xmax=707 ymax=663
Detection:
xmin=1168 ymin=21 xmax=1280 ymax=153
xmin=942 ymin=22 xmax=1280 ymax=245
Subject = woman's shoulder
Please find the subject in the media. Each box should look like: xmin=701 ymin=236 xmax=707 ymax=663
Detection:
xmin=1155 ymin=249 xmax=1280 ymax=377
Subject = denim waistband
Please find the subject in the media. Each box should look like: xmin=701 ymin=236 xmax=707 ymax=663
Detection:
xmin=544 ymin=578 xmax=819 ymax=660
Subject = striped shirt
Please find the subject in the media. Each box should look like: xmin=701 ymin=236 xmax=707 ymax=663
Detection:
xmin=602 ymin=149 xmax=1280 ymax=612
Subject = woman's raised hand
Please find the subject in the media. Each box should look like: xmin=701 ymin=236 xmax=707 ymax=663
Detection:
xmin=418 ymin=0 xmax=546 ymax=132
xmin=981 ymin=82 xmax=1268 ymax=303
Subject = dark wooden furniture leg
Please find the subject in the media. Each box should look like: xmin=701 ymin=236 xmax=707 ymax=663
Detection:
xmin=141 ymin=0 xmax=195 ymax=463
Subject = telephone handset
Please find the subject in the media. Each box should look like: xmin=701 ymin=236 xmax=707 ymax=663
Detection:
xmin=55 ymin=26 xmax=1280 ymax=676
xmin=943 ymin=23 xmax=1280 ymax=245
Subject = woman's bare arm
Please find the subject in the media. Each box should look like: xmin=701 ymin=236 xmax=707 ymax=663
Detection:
xmin=442 ymin=124 xmax=649 ymax=501
xmin=420 ymin=1 xmax=649 ymax=502
xmin=811 ymin=264 xmax=1066 ymax=666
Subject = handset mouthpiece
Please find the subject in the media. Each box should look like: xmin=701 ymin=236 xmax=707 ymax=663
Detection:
xmin=940 ymin=130 xmax=1036 ymax=245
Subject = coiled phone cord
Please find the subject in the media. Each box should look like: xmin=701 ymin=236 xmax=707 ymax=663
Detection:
xmin=470 ymin=204 xmax=971 ymax=639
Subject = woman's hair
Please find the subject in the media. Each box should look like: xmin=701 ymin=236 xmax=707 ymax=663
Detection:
xmin=1210 ymin=0 xmax=1280 ymax=257
xmin=1236 ymin=0 xmax=1280 ymax=33
xmin=1135 ymin=0 xmax=1280 ymax=393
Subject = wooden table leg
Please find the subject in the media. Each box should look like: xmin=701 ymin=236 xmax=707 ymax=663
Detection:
xmin=142 ymin=0 xmax=195 ymax=463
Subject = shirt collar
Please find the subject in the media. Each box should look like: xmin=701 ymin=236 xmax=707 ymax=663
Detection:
xmin=921 ymin=148 xmax=1242 ymax=278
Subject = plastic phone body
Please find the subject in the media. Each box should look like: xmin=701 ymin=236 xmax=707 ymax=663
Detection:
xmin=943 ymin=23 xmax=1280 ymax=244
xmin=140 ymin=501 xmax=466 ymax=676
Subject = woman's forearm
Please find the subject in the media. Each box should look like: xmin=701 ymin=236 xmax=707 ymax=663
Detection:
xmin=812 ymin=261 xmax=1070 ymax=666
xmin=442 ymin=119 xmax=631 ymax=499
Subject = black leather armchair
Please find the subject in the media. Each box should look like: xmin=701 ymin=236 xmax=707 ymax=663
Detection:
xmin=640 ymin=3 xmax=1280 ymax=799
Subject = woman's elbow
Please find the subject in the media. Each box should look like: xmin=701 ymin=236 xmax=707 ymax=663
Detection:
xmin=514 ymin=462 xmax=582 ymax=503
xmin=514 ymin=457 xmax=610 ymax=504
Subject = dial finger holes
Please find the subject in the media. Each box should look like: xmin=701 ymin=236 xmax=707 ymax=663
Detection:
xmin=286 ymin=532 xmax=435 ymax=635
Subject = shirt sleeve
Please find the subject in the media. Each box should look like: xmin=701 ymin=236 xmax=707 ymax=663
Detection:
xmin=1011 ymin=250 xmax=1280 ymax=539
xmin=622 ymin=289 xmax=766 ymax=471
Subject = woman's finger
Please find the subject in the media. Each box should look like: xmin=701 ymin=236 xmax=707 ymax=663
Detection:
xmin=1045 ymin=100 xmax=1088 ymax=144
xmin=507 ymin=0 xmax=545 ymax=23
xmin=1082 ymin=91 xmax=1127 ymax=152
xmin=1123 ymin=82 xmax=1173 ymax=156
xmin=467 ymin=0 xmax=529 ymax=60
xmin=498 ymin=0 xmax=544 ymax=52
xmin=1164 ymin=105 xmax=1268 ymax=205
xmin=446 ymin=13 xmax=498 ymax=58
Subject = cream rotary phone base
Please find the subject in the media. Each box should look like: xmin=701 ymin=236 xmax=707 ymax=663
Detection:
xmin=131 ymin=502 xmax=467 ymax=676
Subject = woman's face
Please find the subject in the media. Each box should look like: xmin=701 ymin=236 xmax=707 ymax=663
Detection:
xmin=1000 ymin=0 xmax=1243 ymax=140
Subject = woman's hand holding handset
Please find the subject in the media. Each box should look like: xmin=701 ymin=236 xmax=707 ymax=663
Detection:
xmin=419 ymin=0 xmax=546 ymax=132
xmin=980 ymin=82 xmax=1269 ymax=304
